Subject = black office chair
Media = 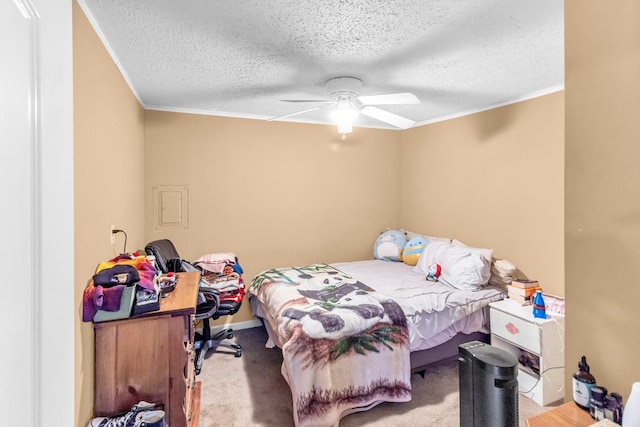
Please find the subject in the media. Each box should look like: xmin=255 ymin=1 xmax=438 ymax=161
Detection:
xmin=193 ymin=295 xmax=242 ymax=371
xmin=145 ymin=239 xmax=243 ymax=375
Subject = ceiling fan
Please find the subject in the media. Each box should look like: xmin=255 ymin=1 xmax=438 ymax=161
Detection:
xmin=270 ymin=77 xmax=420 ymax=134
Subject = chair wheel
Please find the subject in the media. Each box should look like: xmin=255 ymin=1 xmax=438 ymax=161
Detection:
xmin=234 ymin=351 xmax=242 ymax=357
xmin=228 ymin=332 xmax=234 ymax=339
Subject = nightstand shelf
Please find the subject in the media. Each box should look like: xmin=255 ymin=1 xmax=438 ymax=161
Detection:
xmin=489 ymin=299 xmax=565 ymax=406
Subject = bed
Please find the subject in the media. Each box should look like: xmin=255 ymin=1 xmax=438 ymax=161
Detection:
xmin=248 ymin=236 xmax=511 ymax=427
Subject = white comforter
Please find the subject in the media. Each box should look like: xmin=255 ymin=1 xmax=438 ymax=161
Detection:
xmin=333 ymin=259 xmax=505 ymax=351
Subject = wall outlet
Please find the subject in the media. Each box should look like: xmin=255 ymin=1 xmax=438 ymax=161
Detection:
xmin=110 ymin=224 xmax=115 ymax=244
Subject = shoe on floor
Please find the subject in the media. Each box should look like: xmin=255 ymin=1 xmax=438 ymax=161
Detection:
xmin=133 ymin=410 xmax=166 ymax=427
xmin=87 ymin=401 xmax=166 ymax=427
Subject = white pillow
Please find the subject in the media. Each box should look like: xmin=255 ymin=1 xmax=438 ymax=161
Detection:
xmin=413 ymin=241 xmax=449 ymax=275
xmin=451 ymin=239 xmax=494 ymax=264
xmin=414 ymin=241 xmax=491 ymax=291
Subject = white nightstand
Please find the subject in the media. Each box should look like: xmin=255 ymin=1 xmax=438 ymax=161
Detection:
xmin=489 ymin=299 xmax=565 ymax=406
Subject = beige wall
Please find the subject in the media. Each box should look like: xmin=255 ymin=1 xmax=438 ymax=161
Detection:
xmin=73 ymin=1 xmax=146 ymax=425
xmin=400 ymin=93 xmax=565 ymax=297
xmin=144 ymin=111 xmax=402 ymax=324
xmin=565 ymin=1 xmax=640 ymax=402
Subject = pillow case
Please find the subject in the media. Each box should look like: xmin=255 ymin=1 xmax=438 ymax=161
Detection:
xmin=373 ymin=228 xmax=407 ymax=262
xmin=415 ymin=241 xmax=491 ymax=290
xmin=451 ymin=239 xmax=494 ymax=264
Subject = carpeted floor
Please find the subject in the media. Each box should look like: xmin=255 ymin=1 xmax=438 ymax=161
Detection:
xmin=198 ymin=326 xmax=553 ymax=427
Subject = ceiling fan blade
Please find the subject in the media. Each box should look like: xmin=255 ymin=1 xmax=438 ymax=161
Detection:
xmin=268 ymin=106 xmax=324 ymax=122
xmin=358 ymin=93 xmax=420 ymax=106
xmin=280 ymin=99 xmax=333 ymax=103
xmin=360 ymin=106 xmax=415 ymax=129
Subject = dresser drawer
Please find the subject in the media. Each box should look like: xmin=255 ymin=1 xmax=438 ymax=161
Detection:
xmin=490 ymin=307 xmax=541 ymax=354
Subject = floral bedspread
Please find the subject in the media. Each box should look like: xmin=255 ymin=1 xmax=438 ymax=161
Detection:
xmin=249 ymin=264 xmax=411 ymax=427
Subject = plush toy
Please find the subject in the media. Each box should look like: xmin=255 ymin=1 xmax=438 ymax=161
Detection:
xmin=402 ymin=236 xmax=428 ymax=266
xmin=373 ymin=229 xmax=407 ymax=262
xmin=426 ymin=263 xmax=442 ymax=281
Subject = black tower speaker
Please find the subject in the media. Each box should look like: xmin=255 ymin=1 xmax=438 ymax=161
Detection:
xmin=458 ymin=341 xmax=519 ymax=427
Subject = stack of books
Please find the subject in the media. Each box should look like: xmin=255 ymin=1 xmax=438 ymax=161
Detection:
xmin=507 ymin=279 xmax=542 ymax=305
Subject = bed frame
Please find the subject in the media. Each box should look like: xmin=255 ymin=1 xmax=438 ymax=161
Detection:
xmin=410 ymin=331 xmax=489 ymax=377
xmin=256 ymin=311 xmax=489 ymax=378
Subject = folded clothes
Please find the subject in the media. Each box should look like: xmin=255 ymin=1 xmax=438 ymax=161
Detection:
xmin=83 ymin=255 xmax=159 ymax=322
xmin=194 ymin=252 xmax=237 ymax=274
xmin=195 ymin=252 xmax=237 ymax=264
xmin=489 ymin=258 xmax=517 ymax=286
xmin=82 ymin=280 xmax=125 ymax=322
xmin=95 ymin=255 xmax=156 ymax=291
xmin=93 ymin=264 xmax=139 ymax=287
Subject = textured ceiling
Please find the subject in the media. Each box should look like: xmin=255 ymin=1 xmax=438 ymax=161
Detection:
xmin=78 ymin=0 xmax=564 ymax=130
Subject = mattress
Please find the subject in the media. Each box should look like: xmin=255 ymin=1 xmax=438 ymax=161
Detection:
xmin=250 ymin=259 xmax=505 ymax=352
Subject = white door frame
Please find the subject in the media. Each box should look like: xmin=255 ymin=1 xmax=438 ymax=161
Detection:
xmin=1 ymin=0 xmax=74 ymax=425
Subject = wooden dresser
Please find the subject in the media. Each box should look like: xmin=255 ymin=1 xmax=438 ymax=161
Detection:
xmin=94 ymin=271 xmax=201 ymax=427
xmin=526 ymin=402 xmax=594 ymax=427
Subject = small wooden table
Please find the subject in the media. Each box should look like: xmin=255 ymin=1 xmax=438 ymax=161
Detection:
xmin=526 ymin=402 xmax=594 ymax=427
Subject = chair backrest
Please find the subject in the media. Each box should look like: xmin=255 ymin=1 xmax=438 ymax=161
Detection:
xmin=145 ymin=239 xmax=200 ymax=274
xmin=145 ymin=239 xmax=181 ymax=274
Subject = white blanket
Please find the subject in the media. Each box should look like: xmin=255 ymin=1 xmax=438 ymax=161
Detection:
xmin=333 ymin=260 xmax=505 ymax=351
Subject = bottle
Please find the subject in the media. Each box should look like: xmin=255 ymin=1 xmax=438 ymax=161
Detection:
xmin=590 ymin=385 xmax=608 ymax=420
xmin=573 ymin=356 xmax=597 ymax=410
xmin=611 ymin=392 xmax=624 ymax=424
xmin=604 ymin=393 xmax=624 ymax=423
xmin=532 ymin=290 xmax=547 ymax=319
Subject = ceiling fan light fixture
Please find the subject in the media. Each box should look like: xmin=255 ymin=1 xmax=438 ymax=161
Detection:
xmin=272 ymin=76 xmax=419 ymax=132
xmin=330 ymin=100 xmax=359 ymax=135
